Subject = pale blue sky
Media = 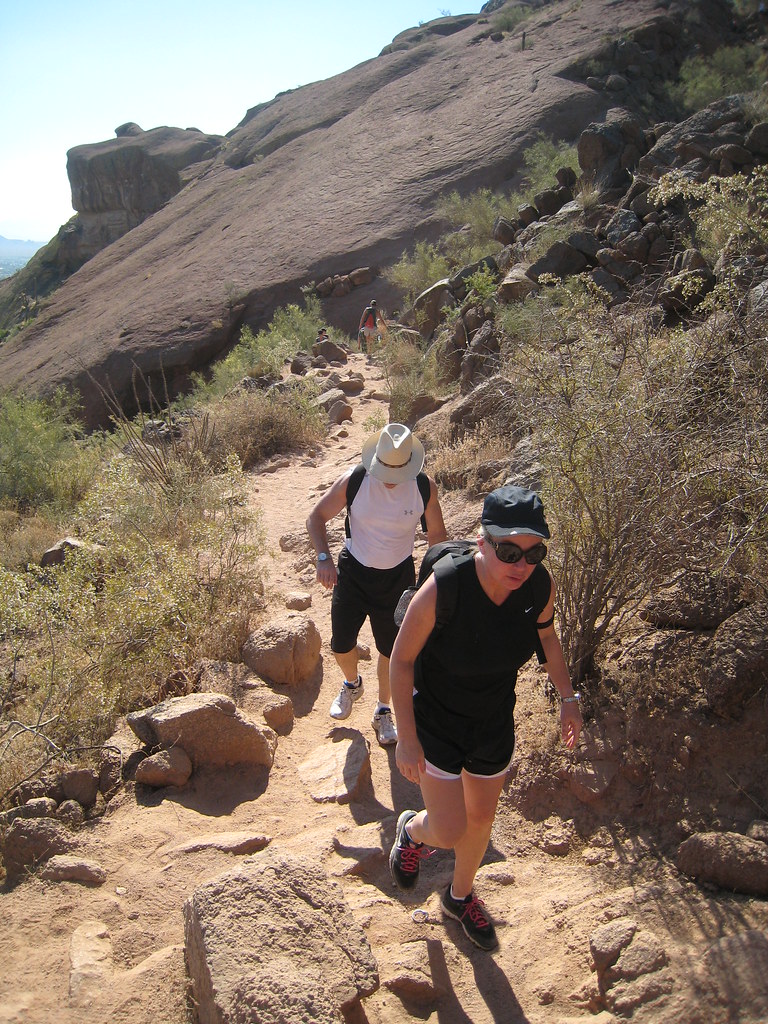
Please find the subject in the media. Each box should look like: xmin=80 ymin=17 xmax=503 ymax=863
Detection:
xmin=1 ymin=0 xmax=485 ymax=241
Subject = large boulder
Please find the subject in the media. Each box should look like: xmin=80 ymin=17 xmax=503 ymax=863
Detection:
xmin=126 ymin=693 xmax=277 ymax=768
xmin=1 ymin=818 xmax=77 ymax=884
xmin=183 ymin=851 xmax=379 ymax=1024
xmin=242 ymin=613 xmax=322 ymax=685
xmin=700 ymin=603 xmax=768 ymax=715
xmin=677 ymin=832 xmax=768 ymax=896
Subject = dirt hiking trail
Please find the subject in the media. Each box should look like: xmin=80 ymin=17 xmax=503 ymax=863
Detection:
xmin=1 ymin=352 xmax=766 ymax=1024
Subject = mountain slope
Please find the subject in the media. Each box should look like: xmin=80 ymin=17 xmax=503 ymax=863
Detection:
xmin=0 ymin=0 xmax=728 ymax=426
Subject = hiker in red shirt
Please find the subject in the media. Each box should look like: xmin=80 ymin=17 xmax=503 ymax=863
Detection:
xmin=358 ymin=299 xmax=385 ymax=355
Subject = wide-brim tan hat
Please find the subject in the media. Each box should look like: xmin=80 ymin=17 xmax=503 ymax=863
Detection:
xmin=361 ymin=423 xmax=425 ymax=484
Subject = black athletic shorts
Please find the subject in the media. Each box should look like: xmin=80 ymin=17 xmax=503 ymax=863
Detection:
xmin=331 ymin=548 xmax=415 ymax=658
xmin=413 ymin=692 xmax=516 ymax=777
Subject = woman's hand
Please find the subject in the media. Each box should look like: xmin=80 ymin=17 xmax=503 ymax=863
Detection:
xmin=560 ymin=702 xmax=582 ymax=750
xmin=395 ymin=736 xmax=426 ymax=783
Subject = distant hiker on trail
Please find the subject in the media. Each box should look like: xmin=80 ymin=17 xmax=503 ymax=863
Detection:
xmin=306 ymin=423 xmax=447 ymax=747
xmin=388 ymin=485 xmax=581 ymax=951
xmin=315 ymin=326 xmax=329 ymax=344
xmin=358 ymin=299 xmax=386 ymax=355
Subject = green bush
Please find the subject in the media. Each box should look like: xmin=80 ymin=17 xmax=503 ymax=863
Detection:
xmin=0 ymin=389 xmax=100 ymax=511
xmin=437 ymin=189 xmax=512 ymax=265
xmin=671 ymin=45 xmax=764 ymax=112
xmin=520 ymin=135 xmax=579 ymax=201
xmin=491 ymin=7 xmax=531 ymax=33
xmin=384 ymin=241 xmax=451 ymax=308
xmin=381 ymin=334 xmax=443 ymax=423
xmin=650 ymin=165 xmax=768 ymax=274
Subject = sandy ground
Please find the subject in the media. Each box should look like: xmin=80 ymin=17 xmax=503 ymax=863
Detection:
xmin=1 ymin=351 xmax=766 ymax=1024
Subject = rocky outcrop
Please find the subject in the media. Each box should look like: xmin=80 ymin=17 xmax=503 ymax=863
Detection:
xmin=0 ymin=0 xmax=712 ymax=428
xmin=64 ymin=124 xmax=223 ymax=265
xmin=0 ymin=125 xmax=223 ymax=322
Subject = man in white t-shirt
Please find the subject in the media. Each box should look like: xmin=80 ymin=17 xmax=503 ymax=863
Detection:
xmin=306 ymin=424 xmax=447 ymax=746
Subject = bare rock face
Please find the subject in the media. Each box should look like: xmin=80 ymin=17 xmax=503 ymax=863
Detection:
xmin=183 ymin=851 xmax=379 ymax=1024
xmin=0 ymin=0 xmax=692 ymax=428
xmin=126 ymin=693 xmax=277 ymax=768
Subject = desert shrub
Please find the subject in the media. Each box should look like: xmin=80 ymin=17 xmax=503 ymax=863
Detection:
xmin=670 ymin=45 xmax=764 ymax=112
xmin=490 ymin=281 xmax=768 ymax=683
xmin=464 ymin=265 xmax=500 ymax=303
xmin=0 ymin=389 xmax=100 ymax=511
xmin=384 ymin=242 xmax=451 ymax=308
xmin=520 ymin=135 xmax=579 ymax=201
xmin=0 ymin=509 xmax=61 ymax=571
xmin=381 ymin=334 xmax=442 ymax=424
xmin=0 ymin=451 xmax=263 ymax=802
xmin=651 ymin=166 xmax=768 ymax=271
xmin=437 ymin=189 xmax=514 ymax=265
xmin=429 ymin=423 xmax=514 ymax=493
xmin=189 ymin=292 xmax=323 ymax=401
xmin=206 ymin=385 xmax=326 ymax=470
xmin=491 ymin=7 xmax=531 ymax=33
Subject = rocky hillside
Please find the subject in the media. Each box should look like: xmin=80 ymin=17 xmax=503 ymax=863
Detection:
xmin=0 ymin=0 xmax=742 ymax=427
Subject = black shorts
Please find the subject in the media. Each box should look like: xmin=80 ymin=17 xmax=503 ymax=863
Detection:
xmin=413 ymin=693 xmax=516 ymax=777
xmin=331 ymin=548 xmax=415 ymax=658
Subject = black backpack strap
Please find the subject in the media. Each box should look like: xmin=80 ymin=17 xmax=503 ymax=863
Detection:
xmin=432 ymin=554 xmax=460 ymax=632
xmin=432 ymin=550 xmax=475 ymax=632
xmin=529 ymin=566 xmax=553 ymax=664
xmin=344 ymin=464 xmax=366 ymax=538
xmin=416 ymin=472 xmax=430 ymax=532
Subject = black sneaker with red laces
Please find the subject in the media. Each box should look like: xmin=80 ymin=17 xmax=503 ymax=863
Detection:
xmin=389 ymin=809 xmax=432 ymax=889
xmin=440 ymin=885 xmax=498 ymax=951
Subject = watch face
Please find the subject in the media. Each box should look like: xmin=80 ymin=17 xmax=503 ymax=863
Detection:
xmin=318 ymin=552 xmax=329 ymax=561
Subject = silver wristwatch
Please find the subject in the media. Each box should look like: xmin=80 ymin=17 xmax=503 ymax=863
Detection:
xmin=317 ymin=552 xmax=330 ymax=562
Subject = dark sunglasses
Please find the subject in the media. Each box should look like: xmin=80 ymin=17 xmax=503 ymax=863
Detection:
xmin=486 ymin=536 xmax=548 ymax=564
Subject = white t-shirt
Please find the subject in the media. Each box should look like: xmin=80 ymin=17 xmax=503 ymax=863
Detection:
xmin=346 ymin=474 xmax=425 ymax=569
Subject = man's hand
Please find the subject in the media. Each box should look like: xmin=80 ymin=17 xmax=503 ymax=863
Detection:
xmin=316 ymin=559 xmax=337 ymax=590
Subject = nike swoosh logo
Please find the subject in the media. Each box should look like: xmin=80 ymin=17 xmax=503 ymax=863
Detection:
xmin=525 ymin=606 xmax=534 ymax=613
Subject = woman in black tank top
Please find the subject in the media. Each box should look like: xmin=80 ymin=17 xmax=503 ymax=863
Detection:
xmin=387 ymin=486 xmax=582 ymax=951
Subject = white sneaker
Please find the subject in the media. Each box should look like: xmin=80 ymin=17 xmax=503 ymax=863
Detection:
xmin=372 ymin=707 xmax=398 ymax=746
xmin=330 ymin=677 xmax=363 ymax=720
